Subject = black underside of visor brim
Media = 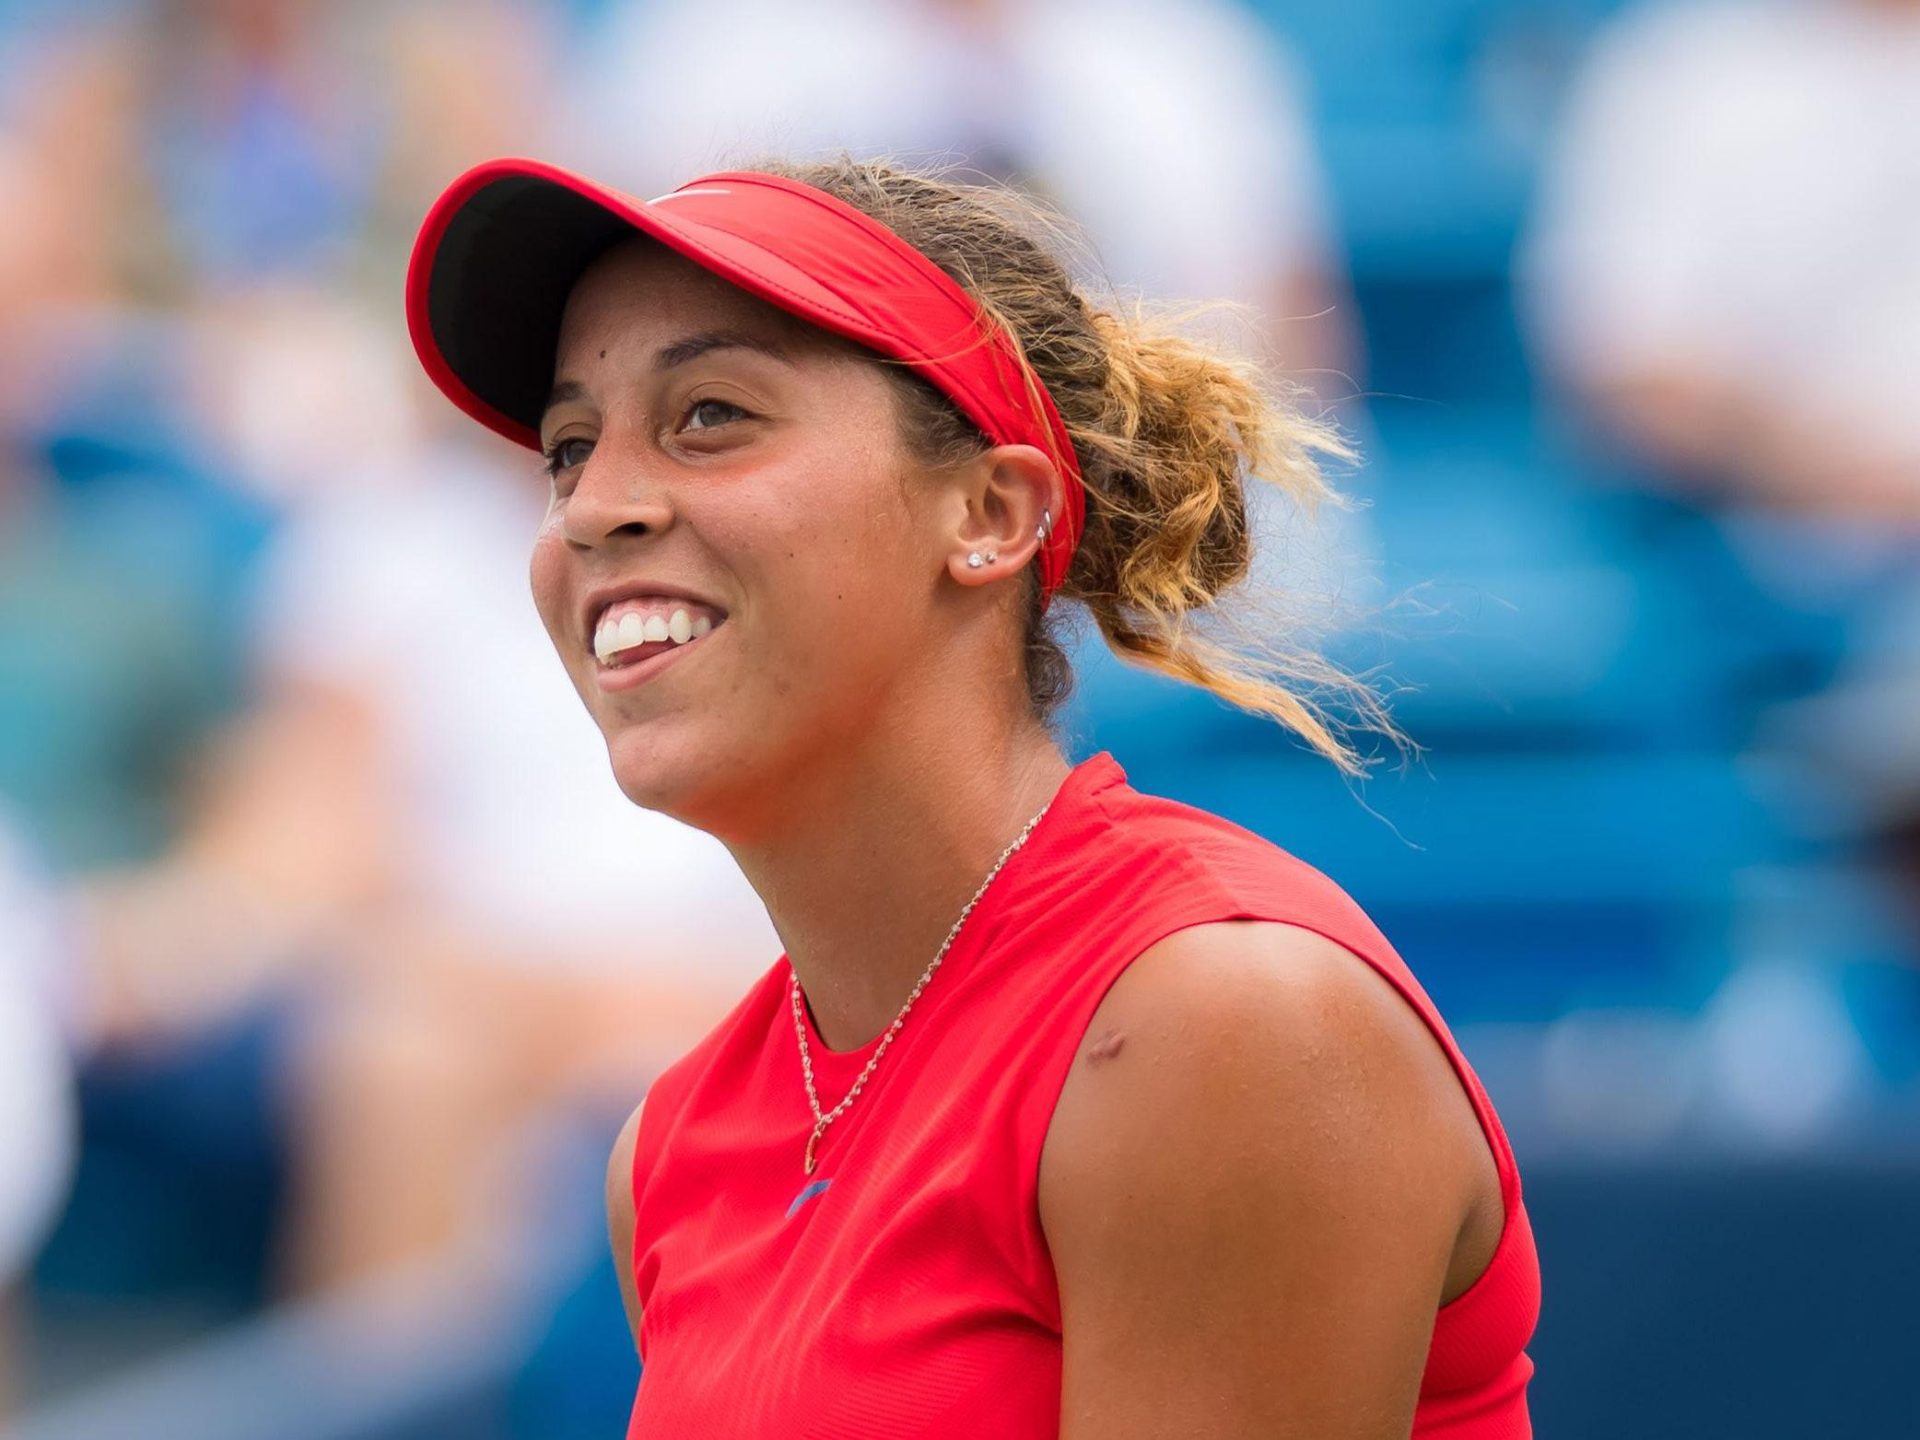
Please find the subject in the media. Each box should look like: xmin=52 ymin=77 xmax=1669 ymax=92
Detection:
xmin=428 ymin=175 xmax=639 ymax=437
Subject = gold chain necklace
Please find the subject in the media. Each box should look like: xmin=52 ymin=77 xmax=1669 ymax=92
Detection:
xmin=787 ymin=799 xmax=1054 ymax=1175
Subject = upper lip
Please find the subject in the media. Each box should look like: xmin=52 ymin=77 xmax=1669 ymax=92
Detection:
xmin=580 ymin=580 xmax=730 ymax=644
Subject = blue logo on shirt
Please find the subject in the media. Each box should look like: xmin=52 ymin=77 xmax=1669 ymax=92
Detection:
xmin=785 ymin=1178 xmax=833 ymax=1218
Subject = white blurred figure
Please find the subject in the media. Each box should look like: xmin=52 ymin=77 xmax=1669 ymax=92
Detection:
xmin=560 ymin=0 xmax=1358 ymax=401
xmin=1521 ymin=0 xmax=1920 ymax=538
xmin=42 ymin=0 xmax=782 ymax=1298
xmin=259 ymin=429 xmax=782 ymax=1296
xmin=1521 ymin=0 xmax=1920 ymax=1065
xmin=200 ymin=293 xmax=781 ymax=985
xmin=75 ymin=292 xmax=783 ymax=1295
xmin=0 ymin=810 xmax=78 ymax=1415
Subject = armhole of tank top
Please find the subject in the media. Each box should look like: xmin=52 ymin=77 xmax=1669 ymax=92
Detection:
xmin=1052 ymin=893 xmax=1527 ymax=1320
xmin=630 ymin=1066 xmax=690 ymax=1208
xmin=626 ymin=1070 xmax=692 ymax=1371
xmin=624 ymin=960 xmax=781 ymax=1205
xmin=1291 ymin=925 xmax=1526 ymax=1317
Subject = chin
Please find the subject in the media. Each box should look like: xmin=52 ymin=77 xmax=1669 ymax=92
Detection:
xmin=606 ymin=721 xmax=764 ymax=839
xmin=604 ymin=729 xmax=704 ymax=817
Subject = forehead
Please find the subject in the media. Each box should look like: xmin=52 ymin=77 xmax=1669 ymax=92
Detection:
xmin=556 ymin=235 xmax=839 ymax=359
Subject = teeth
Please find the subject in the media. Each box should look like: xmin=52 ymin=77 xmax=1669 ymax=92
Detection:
xmin=591 ymin=601 xmax=722 ymax=664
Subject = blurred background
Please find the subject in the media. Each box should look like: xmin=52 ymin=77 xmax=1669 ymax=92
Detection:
xmin=0 ymin=0 xmax=1916 ymax=1435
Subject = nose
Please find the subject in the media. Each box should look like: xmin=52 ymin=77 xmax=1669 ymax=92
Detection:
xmin=559 ymin=431 xmax=677 ymax=549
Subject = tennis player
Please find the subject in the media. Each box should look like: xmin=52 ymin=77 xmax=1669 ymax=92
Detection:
xmin=405 ymin=155 xmax=1538 ymax=1438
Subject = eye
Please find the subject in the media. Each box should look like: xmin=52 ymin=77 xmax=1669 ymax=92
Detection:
xmin=542 ymin=435 xmax=594 ymax=476
xmin=683 ymin=397 xmax=749 ymax=432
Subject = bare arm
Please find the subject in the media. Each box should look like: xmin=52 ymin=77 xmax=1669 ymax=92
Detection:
xmin=606 ymin=1098 xmax=647 ymax=1358
xmin=1039 ymin=920 xmax=1503 ymax=1439
xmin=71 ymin=678 xmax=391 ymax=1048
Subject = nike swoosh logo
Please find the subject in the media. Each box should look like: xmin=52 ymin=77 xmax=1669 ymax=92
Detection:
xmin=649 ymin=187 xmax=734 ymax=205
xmin=786 ymin=1178 xmax=833 ymax=1218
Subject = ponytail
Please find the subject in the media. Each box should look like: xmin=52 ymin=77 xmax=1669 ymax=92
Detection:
xmin=763 ymin=155 xmax=1406 ymax=777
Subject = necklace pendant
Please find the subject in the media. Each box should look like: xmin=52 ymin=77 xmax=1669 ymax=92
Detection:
xmin=804 ymin=1122 xmax=825 ymax=1175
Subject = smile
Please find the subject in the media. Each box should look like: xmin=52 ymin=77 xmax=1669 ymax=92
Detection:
xmin=593 ymin=621 xmax=722 ymax=692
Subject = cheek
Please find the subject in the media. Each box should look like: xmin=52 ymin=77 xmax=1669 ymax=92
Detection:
xmin=760 ymin=526 xmax=900 ymax=669
xmin=755 ymin=478 xmax=925 ymax=687
xmin=773 ymin=444 xmax=920 ymax=600
xmin=528 ymin=514 xmax=572 ymax=654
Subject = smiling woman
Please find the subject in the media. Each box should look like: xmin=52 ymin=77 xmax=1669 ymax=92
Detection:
xmin=405 ymin=154 xmax=1540 ymax=1438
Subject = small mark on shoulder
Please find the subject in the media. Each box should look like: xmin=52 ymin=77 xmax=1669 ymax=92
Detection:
xmin=1083 ymin=1028 xmax=1126 ymax=1064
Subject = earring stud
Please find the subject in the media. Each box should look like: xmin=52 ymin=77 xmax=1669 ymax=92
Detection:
xmin=967 ymin=552 xmax=984 ymax=569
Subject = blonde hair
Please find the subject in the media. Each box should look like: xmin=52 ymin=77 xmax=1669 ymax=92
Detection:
xmin=759 ymin=155 xmax=1405 ymax=778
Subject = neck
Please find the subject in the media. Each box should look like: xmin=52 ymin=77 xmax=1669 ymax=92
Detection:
xmin=723 ymin=716 xmax=1071 ymax=1052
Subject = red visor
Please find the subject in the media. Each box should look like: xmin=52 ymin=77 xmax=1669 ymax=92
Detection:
xmin=405 ymin=156 xmax=1085 ymax=602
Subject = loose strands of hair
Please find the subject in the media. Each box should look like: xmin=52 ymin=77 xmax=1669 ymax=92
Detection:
xmin=757 ymin=153 xmax=1408 ymax=779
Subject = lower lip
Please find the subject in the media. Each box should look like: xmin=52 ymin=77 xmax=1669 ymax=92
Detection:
xmin=593 ymin=625 xmax=722 ymax=693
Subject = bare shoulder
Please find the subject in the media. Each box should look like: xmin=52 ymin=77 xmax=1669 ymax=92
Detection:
xmin=1038 ymin=920 xmax=1502 ymax=1438
xmin=1043 ymin=919 xmax=1489 ymax=1169
xmin=606 ymin=1097 xmax=646 ymax=1356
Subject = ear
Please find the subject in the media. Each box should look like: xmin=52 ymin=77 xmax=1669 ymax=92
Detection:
xmin=943 ymin=444 xmax=1065 ymax=594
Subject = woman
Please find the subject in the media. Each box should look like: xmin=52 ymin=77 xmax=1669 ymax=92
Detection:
xmin=405 ymin=155 xmax=1539 ymax=1438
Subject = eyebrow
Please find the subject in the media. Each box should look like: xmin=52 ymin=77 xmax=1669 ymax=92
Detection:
xmin=657 ymin=329 xmax=796 ymax=372
xmin=542 ymin=330 xmax=797 ymax=423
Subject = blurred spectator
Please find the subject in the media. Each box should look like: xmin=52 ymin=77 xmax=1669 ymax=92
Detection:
xmin=2 ymin=0 xmax=779 ymax=1329
xmin=1521 ymin=0 xmax=1920 ymax=531
xmin=1520 ymin=0 xmax=1920 ymax=1105
xmin=0 ymin=16 xmax=299 ymax=1395
xmin=233 ymin=398 xmax=782 ymax=1294
xmin=62 ymin=247 xmax=780 ymax=1319
xmin=559 ymin=0 xmax=1361 ymax=401
xmin=52 ymin=285 xmax=777 ymax=1303
xmin=356 ymin=0 xmax=561 ymax=289
xmin=0 ymin=13 xmax=274 ymax=892
xmin=1765 ymin=575 xmax=1920 ymax=940
xmin=140 ymin=0 xmax=380 ymax=288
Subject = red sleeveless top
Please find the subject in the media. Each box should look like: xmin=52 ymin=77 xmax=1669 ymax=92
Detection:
xmin=625 ymin=751 xmax=1539 ymax=1437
